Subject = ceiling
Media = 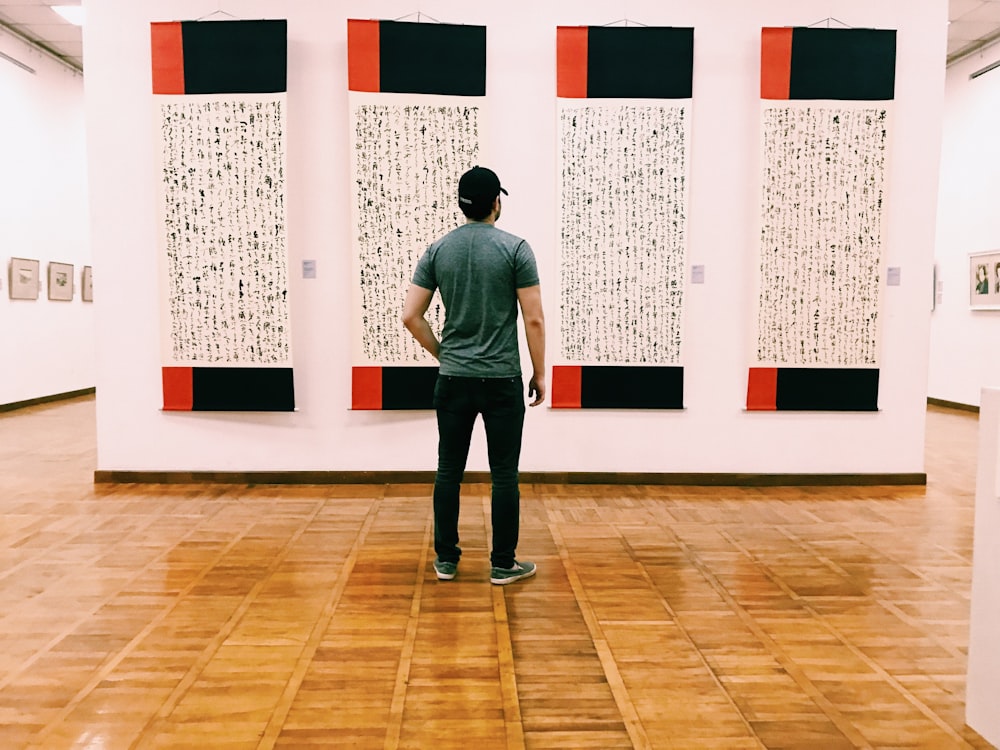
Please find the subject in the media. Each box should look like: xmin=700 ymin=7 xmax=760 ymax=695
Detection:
xmin=0 ymin=0 xmax=999 ymax=75
xmin=0 ymin=0 xmax=82 ymax=71
xmin=949 ymin=0 xmax=1000 ymax=62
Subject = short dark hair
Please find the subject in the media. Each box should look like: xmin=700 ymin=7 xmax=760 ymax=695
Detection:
xmin=459 ymin=197 xmax=495 ymax=221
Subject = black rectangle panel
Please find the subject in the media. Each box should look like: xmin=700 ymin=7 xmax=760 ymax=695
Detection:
xmin=587 ymin=26 xmax=693 ymax=99
xmin=382 ymin=366 xmax=439 ymax=410
xmin=379 ymin=21 xmax=486 ymax=96
xmin=192 ymin=367 xmax=295 ymax=411
xmin=581 ymin=366 xmax=683 ymax=409
xmin=788 ymin=28 xmax=896 ymax=101
xmin=775 ymin=368 xmax=879 ymax=411
xmin=182 ymin=20 xmax=287 ymax=94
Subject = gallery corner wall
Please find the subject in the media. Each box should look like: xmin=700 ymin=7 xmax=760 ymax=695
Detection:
xmin=929 ymin=42 xmax=1000 ymax=408
xmin=85 ymin=0 xmax=947 ymax=476
xmin=966 ymin=386 xmax=1000 ymax=747
xmin=0 ymin=32 xmax=94 ymax=407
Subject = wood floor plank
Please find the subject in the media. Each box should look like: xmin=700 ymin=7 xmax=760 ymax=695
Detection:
xmin=487 ymin=498 xmax=528 ymax=750
xmin=547 ymin=521 xmax=651 ymax=749
xmin=0 ymin=397 xmax=995 ymax=749
xmin=382 ymin=508 xmax=433 ymax=750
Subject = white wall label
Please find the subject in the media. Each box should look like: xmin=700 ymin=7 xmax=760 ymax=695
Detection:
xmin=691 ymin=264 xmax=705 ymax=284
xmin=887 ymin=266 xmax=901 ymax=286
xmin=303 ymin=260 xmax=316 ymax=279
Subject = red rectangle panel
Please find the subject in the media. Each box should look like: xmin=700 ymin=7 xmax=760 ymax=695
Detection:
xmin=352 ymin=366 xmax=383 ymax=410
xmin=557 ymin=26 xmax=588 ymax=98
xmin=551 ymin=366 xmax=583 ymax=408
xmin=746 ymin=367 xmax=778 ymax=410
xmin=162 ymin=367 xmax=194 ymax=410
xmin=151 ymin=21 xmax=185 ymax=94
xmin=760 ymin=27 xmax=792 ymax=100
xmin=348 ymin=19 xmax=380 ymax=92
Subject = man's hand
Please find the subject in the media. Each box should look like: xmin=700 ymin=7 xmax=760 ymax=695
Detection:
xmin=517 ymin=285 xmax=545 ymax=407
xmin=527 ymin=373 xmax=546 ymax=407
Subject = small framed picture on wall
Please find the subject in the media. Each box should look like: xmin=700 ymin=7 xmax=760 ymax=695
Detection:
xmin=81 ymin=265 xmax=93 ymax=302
xmin=970 ymin=250 xmax=1000 ymax=310
xmin=48 ymin=261 xmax=74 ymax=301
xmin=9 ymin=257 xmax=41 ymax=300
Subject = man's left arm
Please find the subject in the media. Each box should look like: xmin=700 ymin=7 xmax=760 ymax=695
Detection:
xmin=401 ymin=284 xmax=440 ymax=359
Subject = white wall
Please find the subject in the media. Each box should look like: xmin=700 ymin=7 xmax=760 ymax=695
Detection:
xmin=0 ymin=31 xmax=93 ymax=406
xmin=966 ymin=387 xmax=1000 ymax=746
xmin=85 ymin=0 xmax=947 ymax=474
xmin=929 ymin=44 xmax=1000 ymax=408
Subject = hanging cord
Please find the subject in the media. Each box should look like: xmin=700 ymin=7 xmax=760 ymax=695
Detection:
xmin=602 ymin=18 xmax=649 ymax=28
xmin=393 ymin=12 xmax=443 ymax=23
xmin=807 ymin=17 xmax=853 ymax=29
xmin=196 ymin=7 xmax=241 ymax=21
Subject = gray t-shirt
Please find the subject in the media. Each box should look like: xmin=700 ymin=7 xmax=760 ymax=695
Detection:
xmin=412 ymin=222 xmax=539 ymax=377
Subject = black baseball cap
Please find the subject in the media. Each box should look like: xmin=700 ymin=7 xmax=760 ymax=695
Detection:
xmin=458 ymin=166 xmax=508 ymax=210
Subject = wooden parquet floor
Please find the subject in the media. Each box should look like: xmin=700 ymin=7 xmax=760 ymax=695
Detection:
xmin=0 ymin=396 xmax=994 ymax=749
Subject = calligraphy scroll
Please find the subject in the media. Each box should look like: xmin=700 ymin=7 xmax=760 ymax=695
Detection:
xmin=152 ymin=20 xmax=293 ymax=411
xmin=748 ymin=28 xmax=896 ymax=411
xmin=348 ymin=19 xmax=485 ymax=410
xmin=552 ymin=26 xmax=693 ymax=409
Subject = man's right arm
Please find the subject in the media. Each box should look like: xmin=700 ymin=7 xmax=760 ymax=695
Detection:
xmin=516 ymin=284 xmax=546 ymax=407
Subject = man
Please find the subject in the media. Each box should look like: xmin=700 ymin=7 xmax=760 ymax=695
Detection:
xmin=977 ymin=264 xmax=989 ymax=295
xmin=402 ymin=166 xmax=545 ymax=585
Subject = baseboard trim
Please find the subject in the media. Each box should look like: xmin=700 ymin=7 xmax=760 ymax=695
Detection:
xmin=93 ymin=470 xmax=926 ymax=486
xmin=1 ymin=387 xmax=96 ymax=413
xmin=927 ymin=397 xmax=979 ymax=414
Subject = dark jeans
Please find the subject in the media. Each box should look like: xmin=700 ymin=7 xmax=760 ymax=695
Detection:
xmin=432 ymin=375 xmax=525 ymax=569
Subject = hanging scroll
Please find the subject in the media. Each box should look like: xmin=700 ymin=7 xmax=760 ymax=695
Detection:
xmin=748 ymin=27 xmax=896 ymax=411
xmin=348 ymin=19 xmax=486 ymax=410
xmin=151 ymin=19 xmax=293 ymax=411
xmin=552 ymin=25 xmax=693 ymax=409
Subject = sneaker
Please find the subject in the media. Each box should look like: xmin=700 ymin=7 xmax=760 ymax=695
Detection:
xmin=490 ymin=560 xmax=536 ymax=585
xmin=434 ymin=558 xmax=457 ymax=580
